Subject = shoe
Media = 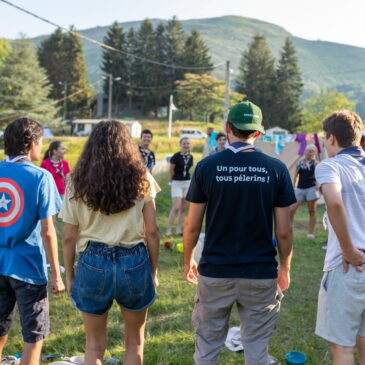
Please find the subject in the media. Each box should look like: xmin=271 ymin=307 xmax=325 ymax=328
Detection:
xmin=307 ymin=234 xmax=315 ymax=239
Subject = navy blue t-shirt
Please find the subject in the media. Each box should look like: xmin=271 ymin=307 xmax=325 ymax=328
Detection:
xmin=186 ymin=150 xmax=296 ymax=279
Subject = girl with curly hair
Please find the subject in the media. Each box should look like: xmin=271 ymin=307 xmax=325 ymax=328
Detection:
xmin=60 ymin=120 xmax=160 ymax=365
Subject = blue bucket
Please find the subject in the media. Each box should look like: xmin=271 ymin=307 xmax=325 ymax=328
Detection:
xmin=285 ymin=351 xmax=307 ymax=365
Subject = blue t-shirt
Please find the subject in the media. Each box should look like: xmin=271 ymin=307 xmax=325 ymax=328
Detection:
xmin=0 ymin=162 xmax=61 ymax=285
xmin=186 ymin=150 xmax=296 ymax=279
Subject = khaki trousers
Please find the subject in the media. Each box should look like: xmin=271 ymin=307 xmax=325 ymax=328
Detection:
xmin=192 ymin=275 xmax=282 ymax=365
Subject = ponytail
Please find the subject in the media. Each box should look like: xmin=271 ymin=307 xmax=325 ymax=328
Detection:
xmin=43 ymin=140 xmax=62 ymax=161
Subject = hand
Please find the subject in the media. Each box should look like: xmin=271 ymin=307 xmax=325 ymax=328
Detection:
xmin=277 ymin=267 xmax=290 ymax=291
xmin=342 ymin=247 xmax=365 ymax=273
xmin=52 ymin=276 xmax=65 ymax=294
xmin=152 ymin=272 xmax=159 ymax=288
xmin=184 ymin=259 xmax=198 ymax=285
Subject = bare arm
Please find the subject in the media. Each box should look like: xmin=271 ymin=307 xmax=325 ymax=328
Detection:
xmin=62 ymin=223 xmax=79 ymax=295
xmin=143 ymin=200 xmax=160 ymax=287
xmin=274 ymin=206 xmax=293 ymax=291
xmin=169 ymin=163 xmax=175 ymax=181
xmin=321 ymin=183 xmax=365 ymax=272
xmin=41 ymin=217 xmax=65 ymax=294
xmin=183 ymin=202 xmax=206 ymax=285
xmin=292 ymin=169 xmax=299 ymax=188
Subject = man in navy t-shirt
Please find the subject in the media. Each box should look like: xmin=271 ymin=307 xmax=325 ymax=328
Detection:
xmin=0 ymin=118 xmax=65 ymax=364
xmin=184 ymin=101 xmax=296 ymax=365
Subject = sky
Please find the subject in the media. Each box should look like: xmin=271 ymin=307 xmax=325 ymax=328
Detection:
xmin=1 ymin=0 xmax=365 ymax=48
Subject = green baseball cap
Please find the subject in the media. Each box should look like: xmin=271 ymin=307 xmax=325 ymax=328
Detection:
xmin=227 ymin=101 xmax=264 ymax=133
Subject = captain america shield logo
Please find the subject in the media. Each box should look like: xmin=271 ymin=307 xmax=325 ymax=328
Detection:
xmin=0 ymin=178 xmax=24 ymax=227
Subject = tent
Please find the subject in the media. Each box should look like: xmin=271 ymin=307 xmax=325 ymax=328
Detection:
xmin=43 ymin=128 xmax=54 ymax=138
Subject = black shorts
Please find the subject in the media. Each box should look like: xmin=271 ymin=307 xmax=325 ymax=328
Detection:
xmin=0 ymin=275 xmax=49 ymax=343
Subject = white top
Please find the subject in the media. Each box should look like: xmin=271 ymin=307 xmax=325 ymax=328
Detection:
xmin=315 ymin=154 xmax=365 ymax=271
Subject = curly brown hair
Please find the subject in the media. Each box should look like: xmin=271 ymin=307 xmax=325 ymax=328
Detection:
xmin=71 ymin=120 xmax=149 ymax=215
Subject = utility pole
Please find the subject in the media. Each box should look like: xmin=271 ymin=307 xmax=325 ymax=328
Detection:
xmin=108 ymin=73 xmax=113 ymax=119
xmin=63 ymin=81 xmax=67 ymax=121
xmin=58 ymin=81 xmax=68 ymax=120
xmin=168 ymin=94 xmax=173 ymax=139
xmin=223 ymin=60 xmax=230 ymax=128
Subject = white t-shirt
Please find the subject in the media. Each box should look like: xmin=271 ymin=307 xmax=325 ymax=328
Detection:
xmin=315 ymin=154 xmax=365 ymax=271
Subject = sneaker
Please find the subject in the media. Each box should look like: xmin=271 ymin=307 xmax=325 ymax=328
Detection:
xmin=306 ymin=234 xmax=315 ymax=239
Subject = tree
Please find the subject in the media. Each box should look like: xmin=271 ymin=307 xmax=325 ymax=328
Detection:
xmin=0 ymin=38 xmax=59 ymax=128
xmin=151 ymin=22 xmax=171 ymax=113
xmin=298 ymin=89 xmax=355 ymax=132
xmin=133 ymin=19 xmax=157 ymax=113
xmin=101 ymin=22 xmax=128 ymax=112
xmin=38 ymin=28 xmax=93 ymax=119
xmin=176 ymin=73 xmax=245 ymax=122
xmin=235 ymin=34 xmax=277 ymax=128
xmin=274 ymin=37 xmax=303 ymax=131
xmin=182 ymin=29 xmax=213 ymax=74
xmin=125 ymin=27 xmax=137 ymax=111
xmin=165 ymin=17 xmax=186 ymax=84
xmin=0 ymin=38 xmax=11 ymax=68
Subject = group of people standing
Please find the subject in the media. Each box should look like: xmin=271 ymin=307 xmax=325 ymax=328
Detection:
xmin=1 ymin=100 xmax=365 ymax=365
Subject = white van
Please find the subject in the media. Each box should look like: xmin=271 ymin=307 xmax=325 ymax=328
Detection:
xmin=179 ymin=128 xmax=207 ymax=139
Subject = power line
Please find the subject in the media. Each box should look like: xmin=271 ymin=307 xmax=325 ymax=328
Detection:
xmin=114 ymin=79 xmax=174 ymax=90
xmin=0 ymin=0 xmax=224 ymax=71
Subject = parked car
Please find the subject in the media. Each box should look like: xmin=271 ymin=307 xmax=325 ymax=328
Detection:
xmin=179 ymin=128 xmax=207 ymax=139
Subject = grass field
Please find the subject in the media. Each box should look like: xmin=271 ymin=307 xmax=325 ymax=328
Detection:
xmin=3 ymin=167 xmax=338 ymax=365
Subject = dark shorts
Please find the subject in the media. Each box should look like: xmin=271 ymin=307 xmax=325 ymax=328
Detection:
xmin=0 ymin=275 xmax=49 ymax=343
xmin=71 ymin=242 xmax=156 ymax=316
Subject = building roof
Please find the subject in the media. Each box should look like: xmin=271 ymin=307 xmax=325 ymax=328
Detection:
xmin=72 ymin=119 xmax=140 ymax=125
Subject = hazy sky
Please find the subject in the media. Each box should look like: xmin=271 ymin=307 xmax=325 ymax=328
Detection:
xmin=1 ymin=0 xmax=365 ymax=48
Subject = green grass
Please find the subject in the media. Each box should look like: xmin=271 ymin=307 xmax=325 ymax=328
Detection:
xmin=3 ymin=168 xmax=337 ymax=364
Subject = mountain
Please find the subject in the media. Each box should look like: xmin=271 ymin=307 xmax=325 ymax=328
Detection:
xmin=32 ymin=15 xmax=365 ymax=111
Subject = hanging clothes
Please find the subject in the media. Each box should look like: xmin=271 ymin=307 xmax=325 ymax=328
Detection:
xmin=313 ymin=133 xmax=321 ymax=155
xmin=295 ymin=134 xmax=307 ymax=155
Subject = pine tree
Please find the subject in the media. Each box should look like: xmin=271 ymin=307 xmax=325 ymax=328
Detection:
xmin=0 ymin=38 xmax=59 ymax=128
xmin=101 ymin=22 xmax=128 ymax=112
xmin=274 ymin=37 xmax=303 ymax=131
xmin=235 ymin=34 xmax=277 ymax=128
xmin=125 ymin=27 xmax=137 ymax=112
xmin=151 ymin=22 xmax=171 ymax=113
xmin=182 ymin=29 xmax=213 ymax=74
xmin=133 ymin=19 xmax=157 ymax=113
xmin=38 ymin=28 xmax=93 ymax=119
xmin=165 ymin=17 xmax=186 ymax=83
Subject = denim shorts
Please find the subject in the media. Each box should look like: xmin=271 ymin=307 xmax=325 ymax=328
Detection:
xmin=295 ymin=186 xmax=319 ymax=202
xmin=71 ymin=242 xmax=156 ymax=316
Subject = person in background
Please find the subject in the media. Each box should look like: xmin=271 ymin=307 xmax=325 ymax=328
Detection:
xmin=167 ymin=137 xmax=193 ymax=236
xmin=289 ymin=144 xmax=319 ymax=239
xmin=314 ymin=110 xmax=365 ymax=364
xmin=139 ymin=129 xmax=156 ymax=173
xmin=60 ymin=120 xmax=160 ymax=365
xmin=209 ymin=132 xmax=227 ymax=155
xmin=0 ymin=118 xmax=65 ymax=365
xmin=203 ymin=127 xmax=218 ymax=157
xmin=41 ymin=141 xmax=71 ymax=199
